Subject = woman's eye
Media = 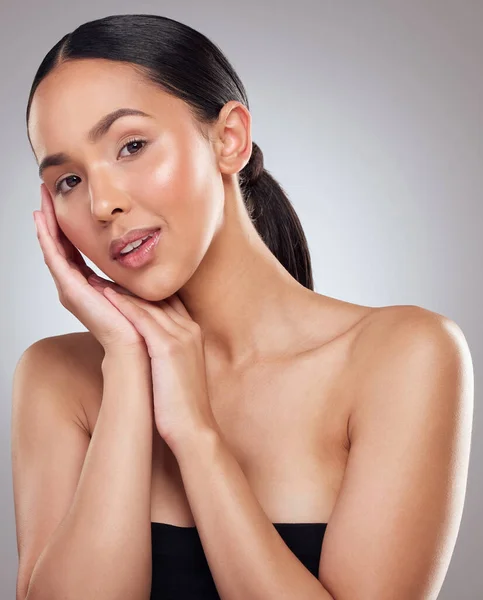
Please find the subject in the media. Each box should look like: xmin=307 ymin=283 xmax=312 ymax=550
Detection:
xmin=54 ymin=138 xmax=148 ymax=196
xmin=55 ymin=175 xmax=81 ymax=195
xmin=118 ymin=138 xmax=147 ymax=158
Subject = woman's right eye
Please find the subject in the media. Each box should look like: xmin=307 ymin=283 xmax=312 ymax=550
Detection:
xmin=55 ymin=175 xmax=80 ymax=196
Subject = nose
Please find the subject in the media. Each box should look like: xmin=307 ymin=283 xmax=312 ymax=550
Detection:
xmin=88 ymin=172 xmax=132 ymax=223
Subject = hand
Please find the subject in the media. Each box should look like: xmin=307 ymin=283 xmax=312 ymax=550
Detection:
xmin=101 ymin=287 xmax=219 ymax=454
xmin=34 ymin=183 xmax=147 ymax=356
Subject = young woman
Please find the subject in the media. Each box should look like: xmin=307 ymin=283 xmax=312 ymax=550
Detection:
xmin=12 ymin=13 xmax=473 ymax=600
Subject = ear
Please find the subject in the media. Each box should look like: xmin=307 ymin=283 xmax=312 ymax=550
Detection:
xmin=214 ymin=100 xmax=253 ymax=178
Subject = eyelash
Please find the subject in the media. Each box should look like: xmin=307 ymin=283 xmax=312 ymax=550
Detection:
xmin=54 ymin=137 xmax=148 ymax=196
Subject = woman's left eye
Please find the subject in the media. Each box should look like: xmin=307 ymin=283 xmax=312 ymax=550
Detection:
xmin=118 ymin=137 xmax=147 ymax=158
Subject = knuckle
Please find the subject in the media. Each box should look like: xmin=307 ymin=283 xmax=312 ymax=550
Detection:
xmin=59 ymin=286 xmax=74 ymax=305
xmin=165 ymin=338 xmax=182 ymax=356
xmin=189 ymin=321 xmax=202 ymax=336
xmin=180 ymin=327 xmax=195 ymax=344
xmin=187 ymin=321 xmax=203 ymax=342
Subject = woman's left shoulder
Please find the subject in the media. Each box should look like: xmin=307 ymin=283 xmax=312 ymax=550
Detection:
xmin=350 ymin=303 xmax=471 ymax=383
xmin=360 ymin=303 xmax=466 ymax=347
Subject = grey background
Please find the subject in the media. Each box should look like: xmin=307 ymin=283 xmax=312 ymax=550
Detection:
xmin=1 ymin=0 xmax=481 ymax=597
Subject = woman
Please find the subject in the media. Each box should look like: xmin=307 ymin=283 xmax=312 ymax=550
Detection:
xmin=12 ymin=13 xmax=473 ymax=600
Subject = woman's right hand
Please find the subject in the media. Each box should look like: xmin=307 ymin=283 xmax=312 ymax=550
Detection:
xmin=34 ymin=183 xmax=147 ymax=356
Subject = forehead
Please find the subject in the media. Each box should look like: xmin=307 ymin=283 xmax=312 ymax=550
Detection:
xmin=28 ymin=59 xmax=189 ymax=157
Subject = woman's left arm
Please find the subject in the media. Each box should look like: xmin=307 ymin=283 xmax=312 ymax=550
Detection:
xmin=101 ymin=287 xmax=473 ymax=600
xmin=175 ymin=426 xmax=334 ymax=600
xmin=172 ymin=308 xmax=473 ymax=600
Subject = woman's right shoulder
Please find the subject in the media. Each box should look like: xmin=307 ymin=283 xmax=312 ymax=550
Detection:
xmin=16 ymin=332 xmax=105 ymax=436
xmin=20 ymin=332 xmax=105 ymax=380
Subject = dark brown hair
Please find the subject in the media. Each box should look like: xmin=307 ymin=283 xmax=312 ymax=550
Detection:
xmin=26 ymin=13 xmax=313 ymax=289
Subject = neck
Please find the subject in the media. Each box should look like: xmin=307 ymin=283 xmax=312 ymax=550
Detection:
xmin=176 ymin=182 xmax=318 ymax=372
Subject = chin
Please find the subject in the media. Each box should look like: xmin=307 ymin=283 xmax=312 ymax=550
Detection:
xmin=122 ymin=277 xmax=178 ymax=304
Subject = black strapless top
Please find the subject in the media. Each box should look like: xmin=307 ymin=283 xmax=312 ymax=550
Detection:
xmin=150 ymin=521 xmax=327 ymax=599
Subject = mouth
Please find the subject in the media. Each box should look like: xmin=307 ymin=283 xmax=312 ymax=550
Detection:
xmin=116 ymin=232 xmax=156 ymax=257
xmin=110 ymin=226 xmax=162 ymax=260
xmin=114 ymin=229 xmax=162 ymax=268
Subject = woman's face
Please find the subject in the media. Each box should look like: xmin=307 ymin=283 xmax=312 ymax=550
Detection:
xmin=28 ymin=58 xmax=226 ymax=300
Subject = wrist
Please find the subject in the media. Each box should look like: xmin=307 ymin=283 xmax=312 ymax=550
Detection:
xmin=101 ymin=344 xmax=149 ymax=368
xmin=169 ymin=423 xmax=222 ymax=469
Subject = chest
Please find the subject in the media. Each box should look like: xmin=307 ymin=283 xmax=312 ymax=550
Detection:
xmin=148 ymin=346 xmax=355 ymax=526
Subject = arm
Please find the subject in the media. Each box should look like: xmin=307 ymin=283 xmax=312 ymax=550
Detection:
xmin=175 ymin=428 xmax=333 ymax=599
xmin=172 ymin=308 xmax=473 ymax=600
xmin=18 ymin=342 xmax=154 ymax=600
xmin=317 ymin=308 xmax=473 ymax=599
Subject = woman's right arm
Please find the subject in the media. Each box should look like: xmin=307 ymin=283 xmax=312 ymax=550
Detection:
xmin=13 ymin=339 xmax=155 ymax=600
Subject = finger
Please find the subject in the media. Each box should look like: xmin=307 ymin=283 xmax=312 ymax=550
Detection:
xmin=34 ymin=210 xmax=92 ymax=295
xmin=103 ymin=288 xmax=178 ymax=353
xmin=34 ymin=210 xmax=72 ymax=291
xmin=56 ymin=232 xmax=94 ymax=278
xmin=88 ymin=274 xmax=138 ymax=297
xmin=40 ymin=185 xmax=94 ymax=277
xmin=40 ymin=185 xmax=66 ymax=257
xmin=103 ymin=288 xmax=183 ymax=339
xmin=165 ymin=294 xmax=192 ymax=320
xmin=130 ymin=296 xmax=192 ymax=333
xmin=94 ymin=281 xmax=193 ymax=332
xmin=148 ymin=298 xmax=191 ymax=330
xmin=70 ymin=248 xmax=96 ymax=279
xmin=161 ymin=295 xmax=199 ymax=334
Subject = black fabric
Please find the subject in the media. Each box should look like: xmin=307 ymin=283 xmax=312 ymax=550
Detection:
xmin=150 ymin=521 xmax=327 ymax=599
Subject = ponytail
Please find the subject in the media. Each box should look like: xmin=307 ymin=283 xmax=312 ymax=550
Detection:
xmin=239 ymin=142 xmax=313 ymax=289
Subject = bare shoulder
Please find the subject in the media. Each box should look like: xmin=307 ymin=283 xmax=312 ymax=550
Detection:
xmin=317 ymin=303 xmax=473 ymax=597
xmin=353 ymin=303 xmax=468 ymax=357
xmin=25 ymin=331 xmax=105 ymax=384
xmin=19 ymin=332 xmax=105 ymax=434
xmin=348 ymin=303 xmax=472 ymax=437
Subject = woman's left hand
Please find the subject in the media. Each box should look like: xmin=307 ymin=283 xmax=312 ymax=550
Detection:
xmin=88 ymin=276 xmax=218 ymax=454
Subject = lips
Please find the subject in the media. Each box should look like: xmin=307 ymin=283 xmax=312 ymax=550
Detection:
xmin=110 ymin=226 xmax=161 ymax=260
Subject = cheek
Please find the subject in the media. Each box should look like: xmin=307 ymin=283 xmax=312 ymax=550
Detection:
xmin=53 ymin=200 xmax=91 ymax=253
xmin=52 ymin=207 xmax=98 ymax=262
xmin=53 ymin=209 xmax=78 ymax=244
xmin=141 ymin=141 xmax=224 ymax=273
xmin=143 ymin=140 xmax=222 ymax=236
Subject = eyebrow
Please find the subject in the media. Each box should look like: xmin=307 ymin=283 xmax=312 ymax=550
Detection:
xmin=38 ymin=108 xmax=154 ymax=179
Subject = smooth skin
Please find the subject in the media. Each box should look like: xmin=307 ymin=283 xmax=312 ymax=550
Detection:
xmin=34 ymin=184 xmax=218 ymax=450
xmin=13 ymin=57 xmax=474 ymax=599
